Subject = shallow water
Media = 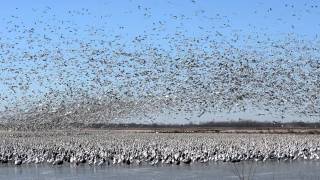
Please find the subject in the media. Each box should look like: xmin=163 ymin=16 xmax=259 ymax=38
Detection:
xmin=1 ymin=161 xmax=320 ymax=180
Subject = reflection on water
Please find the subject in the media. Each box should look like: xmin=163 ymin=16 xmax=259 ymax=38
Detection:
xmin=1 ymin=161 xmax=320 ymax=180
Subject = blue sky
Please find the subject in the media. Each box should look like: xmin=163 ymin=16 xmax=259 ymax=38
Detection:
xmin=0 ymin=0 xmax=319 ymax=122
xmin=1 ymin=0 xmax=319 ymax=41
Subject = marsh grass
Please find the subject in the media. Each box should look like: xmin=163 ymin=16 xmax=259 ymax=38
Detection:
xmin=230 ymin=161 xmax=257 ymax=180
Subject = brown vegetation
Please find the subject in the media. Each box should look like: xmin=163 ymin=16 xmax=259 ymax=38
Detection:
xmin=2 ymin=120 xmax=320 ymax=134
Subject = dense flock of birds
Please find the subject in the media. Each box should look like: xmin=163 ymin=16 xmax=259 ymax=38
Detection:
xmin=0 ymin=1 xmax=320 ymax=169
xmin=0 ymin=1 xmax=319 ymax=129
xmin=0 ymin=131 xmax=320 ymax=166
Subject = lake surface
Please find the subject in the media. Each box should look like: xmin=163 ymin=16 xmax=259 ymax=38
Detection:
xmin=1 ymin=160 xmax=320 ymax=180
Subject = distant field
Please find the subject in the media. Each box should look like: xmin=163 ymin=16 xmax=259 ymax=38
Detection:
xmin=1 ymin=120 xmax=320 ymax=134
xmin=61 ymin=121 xmax=320 ymax=134
xmin=77 ymin=126 xmax=320 ymax=134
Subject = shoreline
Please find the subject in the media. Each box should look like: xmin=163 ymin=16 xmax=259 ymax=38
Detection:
xmin=2 ymin=127 xmax=320 ymax=134
xmin=2 ymin=119 xmax=320 ymax=133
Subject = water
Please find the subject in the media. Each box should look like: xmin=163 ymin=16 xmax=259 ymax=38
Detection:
xmin=1 ymin=161 xmax=320 ymax=180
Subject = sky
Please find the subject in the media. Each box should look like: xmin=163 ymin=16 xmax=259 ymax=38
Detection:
xmin=0 ymin=0 xmax=319 ymax=123
xmin=1 ymin=0 xmax=320 ymax=40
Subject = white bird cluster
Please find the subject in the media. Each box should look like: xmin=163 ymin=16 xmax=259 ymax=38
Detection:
xmin=0 ymin=1 xmax=319 ymax=128
xmin=1 ymin=131 xmax=320 ymax=166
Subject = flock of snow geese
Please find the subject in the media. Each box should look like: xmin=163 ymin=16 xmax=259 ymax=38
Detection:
xmin=0 ymin=0 xmax=319 ymax=167
xmin=0 ymin=131 xmax=320 ymax=166
xmin=0 ymin=1 xmax=319 ymax=129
